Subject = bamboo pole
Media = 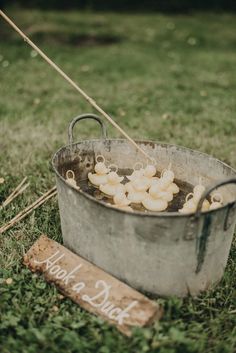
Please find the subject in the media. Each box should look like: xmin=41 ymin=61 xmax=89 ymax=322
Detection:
xmin=0 ymin=186 xmax=57 ymax=234
xmin=3 ymin=177 xmax=27 ymax=203
xmin=1 ymin=177 xmax=30 ymax=208
xmin=0 ymin=10 xmax=152 ymax=161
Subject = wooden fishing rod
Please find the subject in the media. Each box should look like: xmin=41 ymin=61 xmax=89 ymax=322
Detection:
xmin=0 ymin=10 xmax=152 ymax=161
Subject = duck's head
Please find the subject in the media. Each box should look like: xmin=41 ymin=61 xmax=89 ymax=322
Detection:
xmin=95 ymin=162 xmax=109 ymax=175
xmin=144 ymin=164 xmax=156 ymax=178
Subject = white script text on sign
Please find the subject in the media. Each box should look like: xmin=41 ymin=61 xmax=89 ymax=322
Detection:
xmin=34 ymin=249 xmax=138 ymax=325
xmin=24 ymin=235 xmax=162 ymax=335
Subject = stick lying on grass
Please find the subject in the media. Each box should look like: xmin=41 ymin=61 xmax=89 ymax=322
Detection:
xmin=1 ymin=177 xmax=30 ymax=209
xmin=0 ymin=186 xmax=57 ymax=234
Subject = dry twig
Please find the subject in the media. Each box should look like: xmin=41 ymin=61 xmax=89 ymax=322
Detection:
xmin=1 ymin=177 xmax=30 ymax=209
xmin=0 ymin=186 xmax=57 ymax=234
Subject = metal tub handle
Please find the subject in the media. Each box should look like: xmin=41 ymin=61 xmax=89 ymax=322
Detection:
xmin=68 ymin=113 xmax=107 ymax=145
xmin=185 ymin=177 xmax=236 ymax=241
xmin=192 ymin=177 xmax=236 ymax=273
xmin=195 ymin=177 xmax=236 ymax=228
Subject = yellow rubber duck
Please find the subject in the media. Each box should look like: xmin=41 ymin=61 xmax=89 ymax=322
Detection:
xmin=127 ymin=178 xmax=148 ymax=203
xmin=112 ymin=192 xmax=133 ymax=211
xmin=100 ymin=170 xmax=125 ymax=197
xmin=88 ymin=155 xmax=110 ymax=187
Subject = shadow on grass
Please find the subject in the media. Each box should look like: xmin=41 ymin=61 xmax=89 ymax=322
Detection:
xmin=0 ymin=21 xmax=123 ymax=47
xmin=30 ymin=31 xmax=123 ymax=46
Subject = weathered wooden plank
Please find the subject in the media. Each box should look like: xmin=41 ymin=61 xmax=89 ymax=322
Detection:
xmin=23 ymin=235 xmax=162 ymax=335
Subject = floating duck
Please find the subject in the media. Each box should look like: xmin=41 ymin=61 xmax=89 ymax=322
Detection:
xmin=112 ymin=192 xmax=133 ymax=211
xmin=149 ymin=177 xmax=160 ymax=187
xmin=149 ymin=184 xmax=173 ymax=202
xmin=144 ymin=164 xmax=156 ymax=178
xmin=179 ymin=178 xmax=206 ymax=213
xmin=125 ymin=162 xmax=148 ymax=194
xmin=142 ymin=163 xmax=159 ymax=187
xmin=150 ymin=174 xmax=178 ymax=194
xmin=209 ymin=192 xmax=223 ymax=210
xmin=100 ymin=167 xmax=125 ymax=197
xmin=125 ymin=174 xmax=158 ymax=192
xmin=179 ymin=181 xmax=210 ymax=214
xmin=65 ymin=170 xmax=80 ymax=190
xmin=166 ymin=182 xmax=179 ymax=194
xmin=178 ymin=193 xmax=196 ymax=214
xmin=148 ymin=164 xmax=172 ymax=191
xmin=127 ymin=178 xmax=148 ymax=203
xmin=181 ymin=194 xmax=195 ymax=211
xmin=142 ymin=185 xmax=168 ymax=211
xmin=114 ymin=192 xmax=131 ymax=206
xmin=202 ymin=200 xmax=211 ymax=211
xmin=88 ymin=155 xmax=110 ymax=187
xmin=161 ymin=169 xmax=175 ymax=183
xmin=124 ymin=181 xmax=135 ymax=193
xmin=126 ymin=161 xmax=159 ymax=189
xmin=179 ymin=198 xmax=210 ymax=214
xmin=126 ymin=162 xmax=144 ymax=182
xmin=142 ymin=196 xmax=168 ymax=212
xmin=158 ymin=164 xmax=179 ymax=193
xmin=192 ymin=179 xmax=206 ymax=203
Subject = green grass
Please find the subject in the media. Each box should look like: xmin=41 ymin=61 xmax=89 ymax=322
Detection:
xmin=0 ymin=8 xmax=236 ymax=353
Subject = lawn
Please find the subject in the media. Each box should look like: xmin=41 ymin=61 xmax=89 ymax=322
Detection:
xmin=0 ymin=8 xmax=236 ymax=353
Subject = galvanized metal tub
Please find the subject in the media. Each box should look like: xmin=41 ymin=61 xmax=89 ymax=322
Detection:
xmin=52 ymin=114 xmax=236 ymax=297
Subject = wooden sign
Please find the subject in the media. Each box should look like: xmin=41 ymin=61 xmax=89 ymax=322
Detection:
xmin=23 ymin=235 xmax=162 ymax=335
